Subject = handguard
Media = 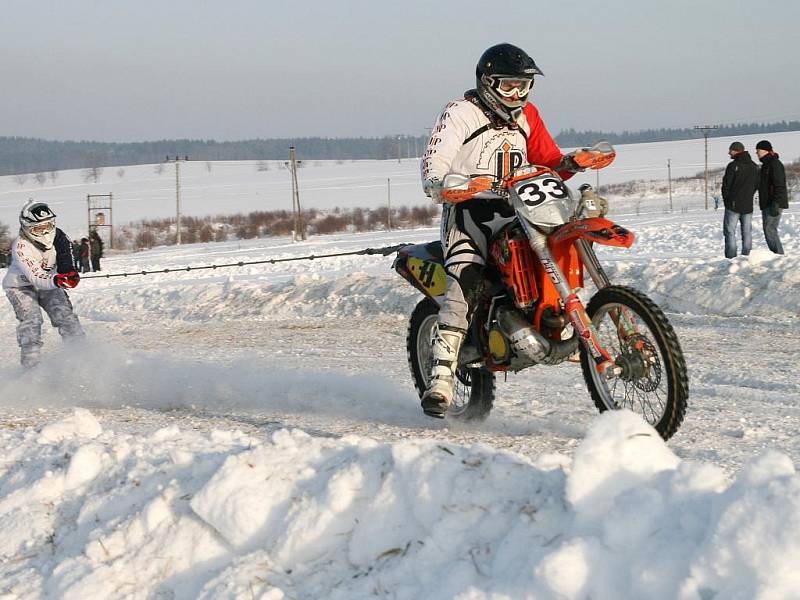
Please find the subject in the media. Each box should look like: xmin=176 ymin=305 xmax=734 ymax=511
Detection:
xmin=572 ymin=147 xmax=616 ymax=170
xmin=441 ymin=175 xmax=496 ymax=203
xmin=560 ymin=141 xmax=617 ymax=172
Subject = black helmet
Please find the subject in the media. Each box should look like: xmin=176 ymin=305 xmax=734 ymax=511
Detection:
xmin=476 ymin=43 xmax=543 ymax=123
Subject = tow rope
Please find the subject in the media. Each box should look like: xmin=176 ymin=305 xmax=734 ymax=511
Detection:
xmin=79 ymin=243 xmax=411 ymax=279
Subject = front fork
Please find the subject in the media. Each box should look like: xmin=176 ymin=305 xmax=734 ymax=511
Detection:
xmin=576 ymin=238 xmax=640 ymax=343
xmin=524 ymin=227 xmax=623 ymax=377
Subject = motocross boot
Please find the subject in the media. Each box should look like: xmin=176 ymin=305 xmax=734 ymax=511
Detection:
xmin=421 ymin=325 xmax=465 ymax=418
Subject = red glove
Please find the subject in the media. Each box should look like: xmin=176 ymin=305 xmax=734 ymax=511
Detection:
xmin=54 ymin=271 xmax=80 ymax=289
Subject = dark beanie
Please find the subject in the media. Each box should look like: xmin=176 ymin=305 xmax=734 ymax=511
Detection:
xmin=755 ymin=140 xmax=773 ymax=151
xmin=729 ymin=141 xmax=744 ymax=152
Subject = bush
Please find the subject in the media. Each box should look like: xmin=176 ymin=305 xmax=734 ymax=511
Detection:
xmin=116 ymin=203 xmax=440 ymax=249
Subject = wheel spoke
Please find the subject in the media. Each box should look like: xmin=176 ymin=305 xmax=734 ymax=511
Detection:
xmin=590 ymin=301 xmax=672 ymax=428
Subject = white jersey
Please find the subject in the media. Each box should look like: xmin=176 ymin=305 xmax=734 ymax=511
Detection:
xmin=2 ymin=236 xmax=58 ymax=291
xmin=421 ymin=98 xmax=529 ymax=195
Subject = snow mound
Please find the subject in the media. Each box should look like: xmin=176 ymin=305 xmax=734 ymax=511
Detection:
xmin=37 ymin=408 xmax=103 ymax=443
xmin=72 ymin=252 xmax=800 ymax=326
xmin=77 ymin=271 xmax=421 ymax=322
xmin=2 ymin=410 xmax=799 ymax=599
xmin=606 ymin=251 xmax=800 ymax=319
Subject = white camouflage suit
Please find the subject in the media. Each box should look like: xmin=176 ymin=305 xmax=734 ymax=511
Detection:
xmin=3 ymin=233 xmax=84 ymax=363
xmin=421 ymin=92 xmax=565 ymax=332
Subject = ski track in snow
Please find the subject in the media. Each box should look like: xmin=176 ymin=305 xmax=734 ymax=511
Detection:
xmin=1 ymin=174 xmax=799 ymax=597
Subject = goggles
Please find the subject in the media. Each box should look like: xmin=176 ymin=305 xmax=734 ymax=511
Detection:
xmin=494 ymin=77 xmax=534 ymax=98
xmin=29 ymin=221 xmax=55 ymax=235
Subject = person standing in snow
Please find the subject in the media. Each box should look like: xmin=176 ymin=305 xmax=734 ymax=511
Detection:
xmin=418 ymin=43 xmax=584 ymax=418
xmin=89 ymin=229 xmax=104 ymax=272
xmin=79 ymin=237 xmax=91 ymax=273
xmin=2 ymin=200 xmax=84 ymax=367
xmin=71 ymin=238 xmax=82 ymax=272
xmin=755 ymin=140 xmax=788 ymax=255
xmin=720 ymin=141 xmax=758 ymax=258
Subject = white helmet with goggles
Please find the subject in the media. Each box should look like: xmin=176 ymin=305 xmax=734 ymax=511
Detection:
xmin=19 ymin=199 xmax=57 ymax=250
xmin=476 ymin=43 xmax=543 ymax=123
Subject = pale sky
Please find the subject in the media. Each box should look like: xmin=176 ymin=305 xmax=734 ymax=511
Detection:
xmin=1 ymin=0 xmax=799 ymax=142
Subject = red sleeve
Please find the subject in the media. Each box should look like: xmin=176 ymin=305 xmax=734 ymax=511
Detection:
xmin=523 ymin=103 xmax=574 ymax=181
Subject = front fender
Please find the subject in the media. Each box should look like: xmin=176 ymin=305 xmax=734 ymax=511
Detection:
xmin=548 ymin=217 xmax=635 ymax=248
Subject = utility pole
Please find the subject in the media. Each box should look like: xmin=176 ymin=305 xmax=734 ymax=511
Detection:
xmin=387 ymin=178 xmax=392 ymax=231
xmin=397 ymin=135 xmax=402 ymax=163
xmin=693 ymin=125 xmax=719 ymax=210
xmin=286 ymin=146 xmax=305 ymax=241
xmin=667 ymin=159 xmax=673 ymax=212
xmin=165 ymin=155 xmax=189 ymax=244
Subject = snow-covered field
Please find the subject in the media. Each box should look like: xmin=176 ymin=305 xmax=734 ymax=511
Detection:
xmin=1 ymin=141 xmax=799 ymax=598
xmin=3 ymin=130 xmax=799 ymax=237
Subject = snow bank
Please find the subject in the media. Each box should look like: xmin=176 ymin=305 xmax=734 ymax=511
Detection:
xmin=74 ymin=251 xmax=800 ymax=325
xmin=77 ymin=271 xmax=421 ymax=323
xmin=52 ymin=211 xmax=797 ymax=326
xmin=606 ymin=249 xmax=800 ymax=319
xmin=2 ymin=410 xmax=798 ymax=599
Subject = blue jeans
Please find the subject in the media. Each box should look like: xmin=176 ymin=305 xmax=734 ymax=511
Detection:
xmin=723 ymin=209 xmax=752 ymax=258
xmin=762 ymin=209 xmax=784 ymax=254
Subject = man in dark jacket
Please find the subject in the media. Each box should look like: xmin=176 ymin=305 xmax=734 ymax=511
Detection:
xmin=721 ymin=141 xmax=759 ymax=258
xmin=79 ymin=237 xmax=91 ymax=273
xmin=756 ymin=140 xmax=788 ymax=255
xmin=89 ymin=229 xmax=104 ymax=271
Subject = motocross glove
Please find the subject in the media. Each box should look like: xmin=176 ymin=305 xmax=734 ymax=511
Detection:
xmin=559 ymin=152 xmax=585 ymax=173
xmin=54 ymin=271 xmax=80 ymax=289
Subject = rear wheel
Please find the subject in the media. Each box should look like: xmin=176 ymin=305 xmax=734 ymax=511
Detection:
xmin=407 ymin=298 xmax=495 ymax=420
xmin=579 ymin=286 xmax=688 ymax=440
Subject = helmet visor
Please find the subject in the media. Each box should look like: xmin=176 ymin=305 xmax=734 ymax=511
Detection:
xmin=29 ymin=221 xmax=55 ymax=235
xmin=495 ymin=77 xmax=534 ymax=98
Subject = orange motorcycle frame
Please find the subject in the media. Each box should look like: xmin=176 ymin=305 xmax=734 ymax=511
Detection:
xmin=494 ymin=217 xmax=634 ymax=336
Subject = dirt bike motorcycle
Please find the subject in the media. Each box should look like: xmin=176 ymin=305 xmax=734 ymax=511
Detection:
xmin=393 ymin=143 xmax=688 ymax=440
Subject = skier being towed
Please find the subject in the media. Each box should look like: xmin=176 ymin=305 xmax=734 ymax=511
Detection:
xmin=3 ymin=200 xmax=84 ymax=368
xmin=419 ymin=43 xmax=591 ymax=418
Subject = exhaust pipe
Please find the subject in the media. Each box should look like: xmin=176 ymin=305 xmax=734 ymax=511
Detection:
xmin=496 ymin=305 xmax=578 ymax=365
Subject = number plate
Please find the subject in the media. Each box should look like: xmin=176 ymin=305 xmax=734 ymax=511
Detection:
xmin=511 ymin=172 xmax=575 ymax=227
xmin=513 ymin=174 xmax=569 ymax=207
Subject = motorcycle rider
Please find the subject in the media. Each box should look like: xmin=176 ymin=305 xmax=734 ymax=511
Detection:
xmin=419 ymin=43 xmax=582 ymax=417
xmin=3 ymin=199 xmax=84 ymax=368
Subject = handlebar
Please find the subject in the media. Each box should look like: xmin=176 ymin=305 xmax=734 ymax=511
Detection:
xmin=439 ymin=141 xmax=616 ymax=204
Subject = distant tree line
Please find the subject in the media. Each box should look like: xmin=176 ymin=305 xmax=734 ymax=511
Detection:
xmin=0 ymin=135 xmax=430 ymax=177
xmin=116 ymin=204 xmax=440 ymax=251
xmin=556 ymin=120 xmax=800 ymax=148
xmin=2 ymin=120 xmax=799 ymax=177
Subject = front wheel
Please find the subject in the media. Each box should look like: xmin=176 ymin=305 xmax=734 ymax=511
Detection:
xmin=406 ymin=298 xmax=495 ymax=420
xmin=580 ymin=286 xmax=688 ymax=440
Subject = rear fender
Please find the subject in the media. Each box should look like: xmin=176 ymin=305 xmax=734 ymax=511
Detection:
xmin=393 ymin=241 xmax=447 ymax=301
xmin=548 ymin=217 xmax=635 ymax=248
